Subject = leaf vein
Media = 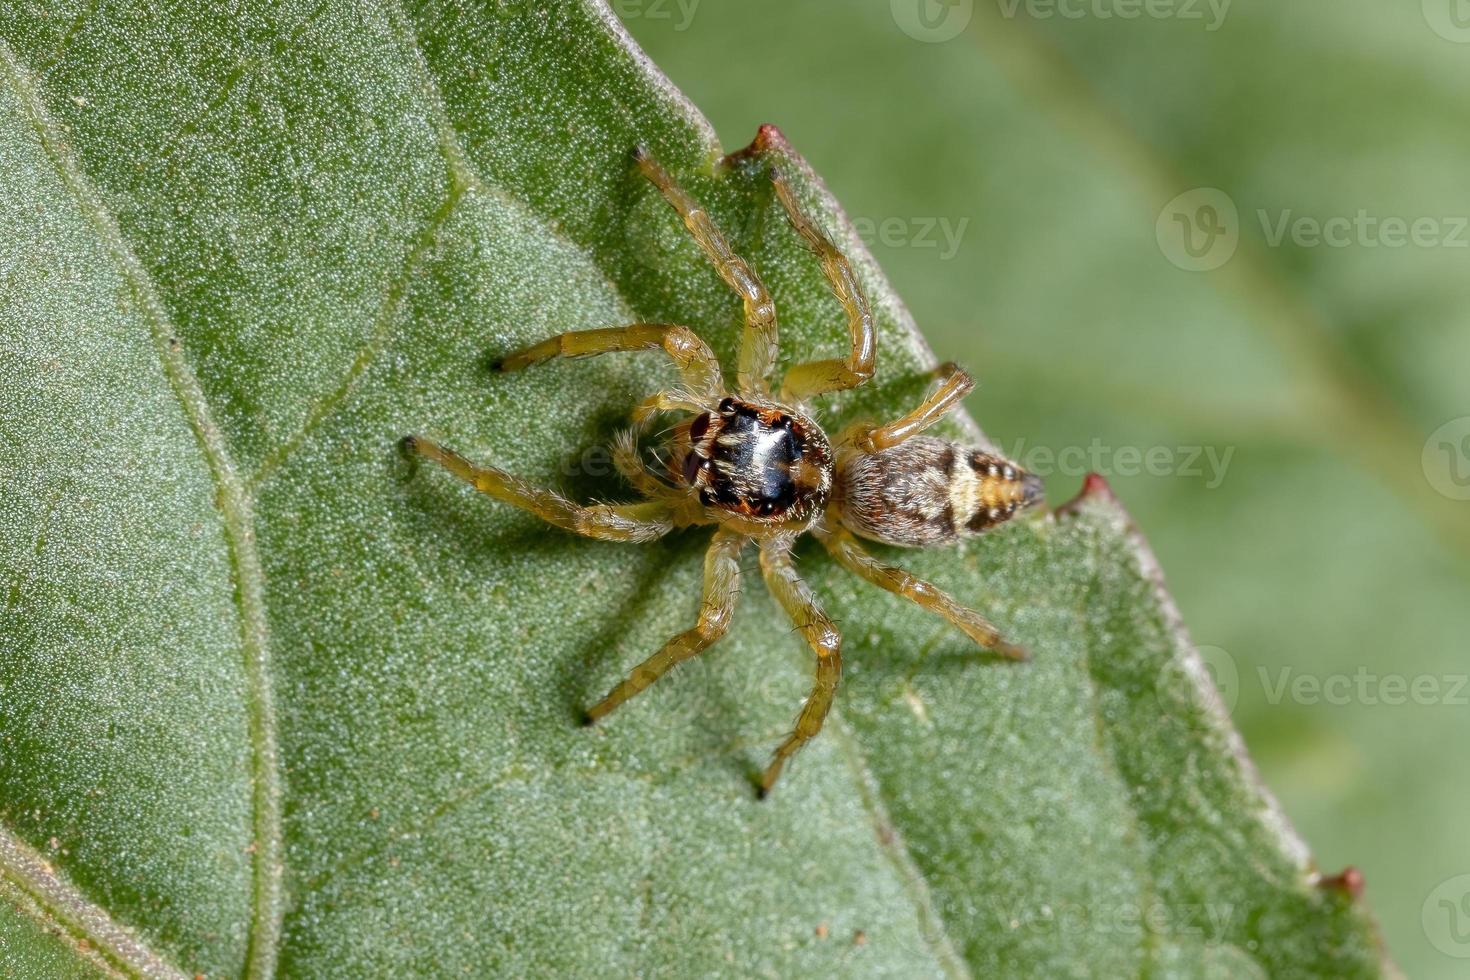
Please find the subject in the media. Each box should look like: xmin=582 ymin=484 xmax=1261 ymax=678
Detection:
xmin=0 ymin=41 xmax=284 ymax=979
xmin=0 ymin=822 xmax=187 ymax=979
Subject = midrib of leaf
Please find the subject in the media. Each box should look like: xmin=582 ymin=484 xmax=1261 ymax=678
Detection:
xmin=964 ymin=6 xmax=1470 ymax=558
xmin=829 ymin=717 xmax=972 ymax=980
xmin=0 ymin=40 xmax=284 ymax=980
xmin=0 ymin=830 xmax=183 ymax=979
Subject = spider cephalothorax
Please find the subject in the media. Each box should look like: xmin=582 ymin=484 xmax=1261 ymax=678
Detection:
xmin=404 ymin=141 xmax=1042 ymax=795
xmin=676 ymin=397 xmax=833 ymax=526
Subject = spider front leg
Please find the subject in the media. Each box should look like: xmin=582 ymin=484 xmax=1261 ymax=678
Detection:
xmin=495 ymin=322 xmax=724 ymax=400
xmin=757 ymin=537 xmax=842 ymax=797
xmin=402 ymin=436 xmax=677 ymax=542
xmin=818 ymin=525 xmax=1026 ymax=660
xmin=585 ymin=530 xmax=746 ymax=723
xmin=772 ymin=175 xmax=876 ymax=404
xmin=844 ymin=362 xmax=973 ymax=452
xmin=634 ymin=148 xmax=779 ymax=394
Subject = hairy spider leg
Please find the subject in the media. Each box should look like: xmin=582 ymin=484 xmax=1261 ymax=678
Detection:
xmin=633 ymin=148 xmax=779 ymax=395
xmin=771 ymin=174 xmax=876 ymax=404
xmin=757 ymin=537 xmax=842 ymax=796
xmin=847 ymin=362 xmax=974 ymax=452
xmin=629 ymin=390 xmax=710 ymax=430
xmin=402 ymin=436 xmax=675 ymax=543
xmin=494 ymin=322 xmax=723 ymax=398
xmin=818 ymin=525 xmax=1026 ymax=660
xmin=611 ymin=429 xmax=683 ymax=500
xmin=585 ymin=530 xmax=746 ymax=723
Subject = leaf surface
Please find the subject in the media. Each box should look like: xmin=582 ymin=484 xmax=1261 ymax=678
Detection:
xmin=0 ymin=2 xmax=1386 ymax=976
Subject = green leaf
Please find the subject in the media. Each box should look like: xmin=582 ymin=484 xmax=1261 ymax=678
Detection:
xmin=628 ymin=5 xmax=1470 ymax=976
xmin=0 ymin=2 xmax=1388 ymax=976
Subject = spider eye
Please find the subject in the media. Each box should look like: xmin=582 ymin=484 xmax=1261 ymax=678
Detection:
xmin=688 ymin=413 xmax=712 ymax=442
xmin=682 ymin=452 xmax=705 ymax=485
xmin=718 ymin=397 xmax=736 ymax=414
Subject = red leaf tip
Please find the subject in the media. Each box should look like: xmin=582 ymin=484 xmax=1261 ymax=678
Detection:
xmin=1319 ymin=866 xmax=1366 ymax=899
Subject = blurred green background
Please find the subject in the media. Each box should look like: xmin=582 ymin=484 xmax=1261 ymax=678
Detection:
xmin=625 ymin=1 xmax=1470 ymax=975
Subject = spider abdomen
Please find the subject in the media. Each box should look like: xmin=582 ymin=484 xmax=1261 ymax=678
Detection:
xmin=680 ymin=398 xmax=833 ymax=523
xmin=834 ymin=436 xmax=1042 ymax=547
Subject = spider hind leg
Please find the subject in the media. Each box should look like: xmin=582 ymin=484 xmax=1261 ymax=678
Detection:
xmin=820 ymin=525 xmax=1026 ymax=660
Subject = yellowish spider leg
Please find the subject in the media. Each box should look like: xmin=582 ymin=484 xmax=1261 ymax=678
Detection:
xmin=585 ymin=530 xmax=746 ymax=723
xmin=630 ymin=390 xmax=709 ymax=430
xmin=848 ymin=362 xmax=974 ymax=452
xmin=495 ymin=323 xmax=724 ymax=399
xmin=633 ymin=148 xmax=779 ymax=395
xmin=611 ymin=429 xmax=683 ymax=500
xmin=402 ymin=436 xmax=675 ymax=542
xmin=772 ymin=175 xmax=876 ymax=404
xmin=757 ymin=537 xmax=842 ymax=797
xmin=819 ymin=525 xmax=1026 ymax=660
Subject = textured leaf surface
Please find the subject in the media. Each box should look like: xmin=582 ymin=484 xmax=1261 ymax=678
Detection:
xmin=627 ymin=4 xmax=1470 ymax=976
xmin=0 ymin=2 xmax=1386 ymax=976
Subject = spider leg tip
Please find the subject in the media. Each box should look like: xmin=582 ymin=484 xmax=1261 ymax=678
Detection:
xmin=996 ymin=641 xmax=1030 ymax=662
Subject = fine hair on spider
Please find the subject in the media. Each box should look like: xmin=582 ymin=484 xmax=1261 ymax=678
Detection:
xmin=402 ymin=145 xmax=1044 ymax=797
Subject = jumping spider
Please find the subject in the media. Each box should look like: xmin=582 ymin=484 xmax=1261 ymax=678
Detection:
xmin=402 ymin=147 xmax=1043 ymax=795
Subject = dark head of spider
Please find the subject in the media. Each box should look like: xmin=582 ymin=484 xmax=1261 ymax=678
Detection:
xmin=676 ymin=397 xmax=834 ymax=525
